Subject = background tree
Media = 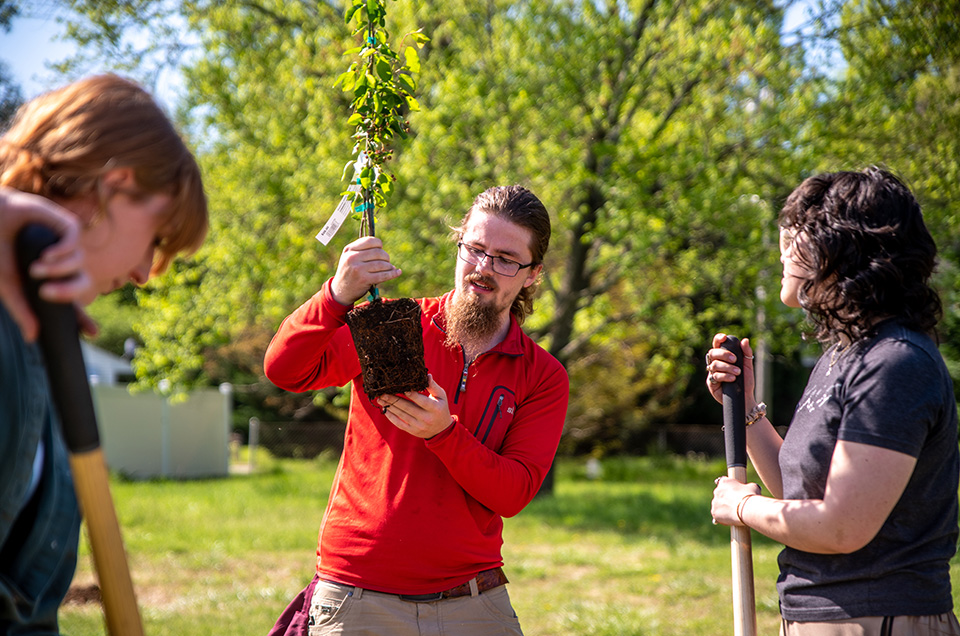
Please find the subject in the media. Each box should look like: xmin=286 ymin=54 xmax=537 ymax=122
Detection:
xmin=0 ymin=0 xmax=18 ymax=31
xmin=137 ymin=2 xmax=359 ymax=424
xmin=41 ymin=0 xmax=960 ymax=452
xmin=0 ymin=0 xmax=23 ymax=127
xmin=389 ymin=0 xmax=818 ymax=451
xmin=806 ymin=0 xmax=960 ymax=394
xmin=0 ymin=61 xmax=23 ymax=127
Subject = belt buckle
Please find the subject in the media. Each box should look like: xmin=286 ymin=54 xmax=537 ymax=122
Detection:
xmin=397 ymin=592 xmax=444 ymax=602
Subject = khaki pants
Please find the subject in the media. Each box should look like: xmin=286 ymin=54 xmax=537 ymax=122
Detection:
xmin=781 ymin=613 xmax=960 ymax=636
xmin=307 ymin=579 xmax=523 ymax=636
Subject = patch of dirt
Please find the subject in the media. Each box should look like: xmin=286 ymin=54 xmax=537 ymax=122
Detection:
xmin=62 ymin=583 xmax=102 ymax=606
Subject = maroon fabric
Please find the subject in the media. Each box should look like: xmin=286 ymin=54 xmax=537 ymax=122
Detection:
xmin=266 ymin=574 xmax=319 ymax=636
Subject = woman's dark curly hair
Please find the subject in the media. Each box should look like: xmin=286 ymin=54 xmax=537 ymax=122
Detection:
xmin=779 ymin=166 xmax=941 ymax=344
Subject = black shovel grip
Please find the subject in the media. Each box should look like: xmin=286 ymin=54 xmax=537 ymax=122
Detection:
xmin=721 ymin=335 xmax=746 ymax=468
xmin=15 ymin=224 xmax=101 ymax=453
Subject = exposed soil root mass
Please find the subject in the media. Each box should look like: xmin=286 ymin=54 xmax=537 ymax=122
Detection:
xmin=346 ymin=297 xmax=428 ymax=398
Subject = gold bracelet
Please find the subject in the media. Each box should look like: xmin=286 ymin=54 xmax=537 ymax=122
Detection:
xmin=736 ymin=494 xmax=756 ymax=526
xmin=745 ymin=402 xmax=767 ymax=427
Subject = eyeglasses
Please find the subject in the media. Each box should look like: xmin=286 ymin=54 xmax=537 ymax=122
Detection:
xmin=457 ymin=242 xmax=536 ymax=277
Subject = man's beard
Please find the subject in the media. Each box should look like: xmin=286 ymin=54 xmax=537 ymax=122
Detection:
xmin=444 ymin=275 xmax=508 ymax=351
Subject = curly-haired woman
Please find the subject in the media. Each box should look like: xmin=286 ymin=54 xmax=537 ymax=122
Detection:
xmin=705 ymin=167 xmax=960 ymax=635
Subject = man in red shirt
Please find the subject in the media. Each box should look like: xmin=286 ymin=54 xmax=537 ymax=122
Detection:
xmin=264 ymin=185 xmax=569 ymax=636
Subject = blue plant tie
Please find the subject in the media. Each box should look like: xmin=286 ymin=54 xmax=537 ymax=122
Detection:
xmin=355 ymin=202 xmax=373 ymax=213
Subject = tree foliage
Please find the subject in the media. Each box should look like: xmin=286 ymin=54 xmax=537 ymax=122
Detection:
xmin=387 ymin=0 xmax=815 ymax=449
xmin=807 ymin=0 xmax=960 ymax=398
xmin=0 ymin=0 xmax=23 ymax=127
xmin=0 ymin=0 xmax=18 ymax=31
xmin=0 ymin=60 xmax=23 ymax=127
xmin=48 ymin=0 xmax=960 ymax=448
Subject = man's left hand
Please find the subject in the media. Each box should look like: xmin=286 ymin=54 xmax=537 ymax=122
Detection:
xmin=376 ymin=374 xmax=453 ymax=439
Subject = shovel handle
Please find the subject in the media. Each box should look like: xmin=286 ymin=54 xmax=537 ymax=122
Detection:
xmin=721 ymin=336 xmax=746 ymax=469
xmin=15 ymin=224 xmax=100 ymax=452
xmin=16 ymin=223 xmax=145 ymax=636
xmin=718 ymin=335 xmax=756 ymax=636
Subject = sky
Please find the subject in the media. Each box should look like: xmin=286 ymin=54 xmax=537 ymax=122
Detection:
xmin=0 ymin=9 xmax=74 ymax=100
xmin=0 ymin=7 xmax=182 ymax=108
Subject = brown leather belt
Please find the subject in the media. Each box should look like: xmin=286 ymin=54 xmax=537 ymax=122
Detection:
xmin=397 ymin=567 xmax=509 ymax=602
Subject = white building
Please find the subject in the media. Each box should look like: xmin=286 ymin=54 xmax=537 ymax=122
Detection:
xmin=80 ymin=341 xmax=134 ymax=386
xmin=78 ymin=341 xmax=231 ymax=479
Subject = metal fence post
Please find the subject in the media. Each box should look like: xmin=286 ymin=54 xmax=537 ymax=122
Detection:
xmin=248 ymin=417 xmax=259 ymax=472
xmin=219 ymin=383 xmax=232 ymax=474
xmin=159 ymin=379 xmax=171 ymax=478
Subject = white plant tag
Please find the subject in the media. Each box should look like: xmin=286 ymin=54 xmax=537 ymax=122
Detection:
xmin=317 ymin=153 xmax=368 ymax=245
xmin=316 ymin=183 xmax=359 ymax=245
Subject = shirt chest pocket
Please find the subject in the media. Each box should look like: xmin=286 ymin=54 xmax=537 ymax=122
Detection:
xmin=471 ymin=387 xmax=516 ymax=451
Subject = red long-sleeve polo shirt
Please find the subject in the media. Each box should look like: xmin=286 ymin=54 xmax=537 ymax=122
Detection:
xmin=264 ymin=279 xmax=569 ymax=594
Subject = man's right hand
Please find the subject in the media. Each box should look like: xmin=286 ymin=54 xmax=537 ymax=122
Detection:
xmin=330 ymin=236 xmax=402 ymax=305
xmin=1 ymin=188 xmax=93 ymax=342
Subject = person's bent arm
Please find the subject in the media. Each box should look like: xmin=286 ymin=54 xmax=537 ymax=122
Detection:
xmin=263 ymin=279 xmax=361 ymax=391
xmin=265 ymin=236 xmax=400 ymax=391
xmin=718 ymin=440 xmax=916 ymax=553
xmin=745 ymin=415 xmax=785 ymax=499
xmin=426 ymin=357 xmax=569 ymax=517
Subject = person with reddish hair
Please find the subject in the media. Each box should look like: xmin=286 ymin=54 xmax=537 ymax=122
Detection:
xmin=0 ymin=74 xmax=208 ymax=632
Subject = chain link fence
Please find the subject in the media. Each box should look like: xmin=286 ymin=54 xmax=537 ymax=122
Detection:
xmin=232 ymin=420 xmax=346 ymax=464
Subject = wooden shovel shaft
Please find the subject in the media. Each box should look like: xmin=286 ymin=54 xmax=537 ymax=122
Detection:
xmin=728 ymin=465 xmax=757 ymax=636
xmin=70 ymin=450 xmax=145 ymax=636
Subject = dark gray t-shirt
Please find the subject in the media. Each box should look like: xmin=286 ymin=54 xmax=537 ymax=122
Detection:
xmin=778 ymin=321 xmax=959 ymax=621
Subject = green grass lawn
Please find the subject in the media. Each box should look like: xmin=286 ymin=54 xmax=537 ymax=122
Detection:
xmin=58 ymin=453 xmax=959 ymax=635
